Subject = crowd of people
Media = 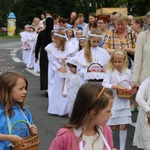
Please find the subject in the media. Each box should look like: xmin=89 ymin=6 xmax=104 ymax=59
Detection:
xmin=1 ymin=10 xmax=150 ymax=150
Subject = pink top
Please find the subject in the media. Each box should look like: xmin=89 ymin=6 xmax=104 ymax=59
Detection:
xmin=49 ymin=125 xmax=114 ymax=150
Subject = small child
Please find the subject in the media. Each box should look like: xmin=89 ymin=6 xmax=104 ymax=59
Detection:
xmin=74 ymin=30 xmax=83 ymax=50
xmin=102 ymin=50 xmax=132 ymax=150
xmin=26 ymin=25 xmax=37 ymax=69
xmin=49 ymin=82 xmax=117 ymax=150
xmin=63 ymin=58 xmax=81 ymax=117
xmin=34 ymin=25 xmax=44 ymax=73
xmin=0 ymin=71 xmax=38 ymax=150
xmin=19 ymin=24 xmax=30 ymax=64
xmin=78 ymin=36 xmax=86 ymax=51
xmin=65 ymin=28 xmax=79 ymax=56
xmin=65 ymin=28 xmax=75 ymax=41
xmin=75 ymin=30 xmax=83 ymax=39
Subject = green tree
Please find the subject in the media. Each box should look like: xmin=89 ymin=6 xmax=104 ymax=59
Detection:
xmin=0 ymin=0 xmax=15 ymax=26
xmin=128 ymin=0 xmax=150 ymax=16
xmin=0 ymin=0 xmax=150 ymax=30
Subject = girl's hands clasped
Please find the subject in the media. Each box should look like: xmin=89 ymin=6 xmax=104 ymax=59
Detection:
xmin=59 ymin=67 xmax=66 ymax=73
xmin=112 ymin=85 xmax=127 ymax=91
xmin=117 ymin=85 xmax=127 ymax=91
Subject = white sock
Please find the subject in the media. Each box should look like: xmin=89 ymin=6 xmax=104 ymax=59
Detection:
xmin=119 ymin=129 xmax=127 ymax=150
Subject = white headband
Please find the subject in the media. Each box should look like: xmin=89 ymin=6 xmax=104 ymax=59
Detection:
xmin=65 ymin=28 xmax=74 ymax=32
xmin=51 ymin=29 xmax=58 ymax=33
xmin=75 ymin=30 xmax=83 ymax=33
xmin=79 ymin=37 xmax=86 ymax=40
xmin=88 ymin=33 xmax=102 ymax=38
xmin=114 ymin=51 xmax=125 ymax=56
xmin=54 ymin=33 xmax=66 ymax=39
xmin=59 ymin=27 xmax=66 ymax=30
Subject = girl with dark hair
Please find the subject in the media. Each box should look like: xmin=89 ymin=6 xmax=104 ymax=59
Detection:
xmin=84 ymin=13 xmax=97 ymax=37
xmin=49 ymin=82 xmax=116 ymax=150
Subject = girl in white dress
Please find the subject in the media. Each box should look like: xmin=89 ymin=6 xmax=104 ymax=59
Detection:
xmin=34 ymin=25 xmax=44 ymax=73
xmin=75 ymin=30 xmax=83 ymax=40
xmin=65 ymin=28 xmax=78 ymax=55
xmin=46 ymin=30 xmax=77 ymax=116
xmin=65 ymin=28 xmax=76 ymax=44
xmin=78 ymin=36 xmax=86 ymax=51
xmin=45 ymin=30 xmax=57 ymax=97
xmin=73 ymin=30 xmax=83 ymax=50
xmin=62 ymin=58 xmax=81 ymax=117
xmin=75 ymin=28 xmax=110 ymax=83
xmin=102 ymin=50 xmax=132 ymax=150
xmin=19 ymin=24 xmax=30 ymax=64
xmin=26 ymin=25 xmax=37 ymax=69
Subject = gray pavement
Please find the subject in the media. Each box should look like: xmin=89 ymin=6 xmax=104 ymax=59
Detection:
xmin=0 ymin=38 xmax=143 ymax=150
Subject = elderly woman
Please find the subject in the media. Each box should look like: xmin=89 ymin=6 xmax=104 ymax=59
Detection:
xmin=103 ymin=12 xmax=136 ymax=64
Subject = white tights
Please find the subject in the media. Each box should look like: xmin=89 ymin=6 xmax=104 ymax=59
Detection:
xmin=119 ymin=129 xmax=127 ymax=150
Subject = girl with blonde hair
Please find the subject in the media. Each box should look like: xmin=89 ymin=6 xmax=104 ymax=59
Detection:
xmin=103 ymin=49 xmax=132 ymax=150
xmin=75 ymin=28 xmax=110 ymax=82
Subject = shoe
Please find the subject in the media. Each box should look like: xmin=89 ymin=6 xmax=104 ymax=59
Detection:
xmin=136 ymin=107 xmax=139 ymax=112
xmin=130 ymin=108 xmax=135 ymax=112
xmin=45 ymin=91 xmax=48 ymax=97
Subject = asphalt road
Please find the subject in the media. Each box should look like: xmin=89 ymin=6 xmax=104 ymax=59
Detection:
xmin=0 ymin=38 xmax=143 ymax=150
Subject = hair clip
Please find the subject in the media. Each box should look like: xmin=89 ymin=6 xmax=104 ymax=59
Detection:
xmin=96 ymin=87 xmax=105 ymax=99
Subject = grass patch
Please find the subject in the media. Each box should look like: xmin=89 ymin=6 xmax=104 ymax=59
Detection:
xmin=0 ymin=28 xmax=22 ymax=38
xmin=0 ymin=34 xmax=20 ymax=38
